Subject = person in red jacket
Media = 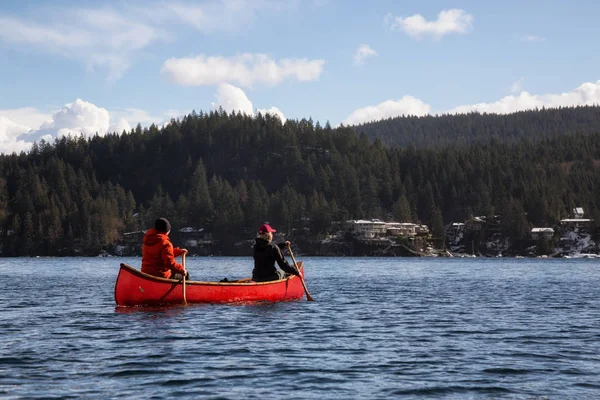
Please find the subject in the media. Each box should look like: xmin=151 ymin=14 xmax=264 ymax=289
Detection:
xmin=141 ymin=218 xmax=188 ymax=280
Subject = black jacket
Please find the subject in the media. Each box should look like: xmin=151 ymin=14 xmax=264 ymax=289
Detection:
xmin=252 ymin=238 xmax=297 ymax=282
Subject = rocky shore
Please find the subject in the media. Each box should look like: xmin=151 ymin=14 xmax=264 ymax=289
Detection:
xmin=110 ymin=228 xmax=599 ymax=258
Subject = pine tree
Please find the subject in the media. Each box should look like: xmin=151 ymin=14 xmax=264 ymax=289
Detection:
xmin=392 ymin=194 xmax=412 ymax=222
xmin=188 ymin=161 xmax=214 ymax=227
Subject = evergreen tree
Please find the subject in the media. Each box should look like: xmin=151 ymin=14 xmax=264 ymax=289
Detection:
xmin=392 ymin=194 xmax=412 ymax=222
xmin=0 ymin=106 xmax=600 ymax=255
xmin=188 ymin=161 xmax=214 ymax=227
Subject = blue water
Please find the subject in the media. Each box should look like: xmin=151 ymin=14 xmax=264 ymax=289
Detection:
xmin=2 ymin=257 xmax=600 ymax=399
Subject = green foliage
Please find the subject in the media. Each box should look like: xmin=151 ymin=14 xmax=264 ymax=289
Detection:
xmin=0 ymin=106 xmax=600 ymax=255
xmin=354 ymin=106 xmax=600 ymax=148
xmin=392 ymin=194 xmax=412 ymax=222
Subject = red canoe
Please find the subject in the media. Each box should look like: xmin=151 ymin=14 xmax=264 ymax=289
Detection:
xmin=114 ymin=262 xmax=307 ymax=306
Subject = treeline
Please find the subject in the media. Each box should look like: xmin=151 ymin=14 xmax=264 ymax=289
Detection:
xmin=1 ymin=108 xmax=600 ymax=256
xmin=353 ymin=106 xmax=600 ymax=148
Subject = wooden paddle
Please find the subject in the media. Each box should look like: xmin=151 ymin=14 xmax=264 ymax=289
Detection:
xmin=287 ymin=244 xmax=315 ymax=301
xmin=181 ymin=252 xmax=187 ymax=305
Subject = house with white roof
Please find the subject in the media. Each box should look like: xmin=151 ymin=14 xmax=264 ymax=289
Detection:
xmin=531 ymin=227 xmax=554 ymax=240
xmin=560 ymin=207 xmax=593 ymax=230
xmin=560 ymin=218 xmax=593 ymax=229
xmin=178 ymin=227 xmax=212 ymax=247
xmin=347 ymin=219 xmax=387 ymax=238
xmin=385 ymin=222 xmax=419 ymax=236
xmin=347 ymin=220 xmax=429 ymax=238
xmin=446 ymin=222 xmax=465 ymax=242
xmin=415 ymin=224 xmax=430 ymax=235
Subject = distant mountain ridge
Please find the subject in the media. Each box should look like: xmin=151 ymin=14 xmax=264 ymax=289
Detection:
xmin=351 ymin=105 xmax=600 ymax=148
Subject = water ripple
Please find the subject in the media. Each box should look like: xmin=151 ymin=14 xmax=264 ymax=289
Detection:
xmin=2 ymin=257 xmax=600 ymax=399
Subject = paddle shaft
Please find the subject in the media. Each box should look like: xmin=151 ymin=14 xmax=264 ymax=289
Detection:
xmin=287 ymin=245 xmax=315 ymax=301
xmin=182 ymin=252 xmax=187 ymax=305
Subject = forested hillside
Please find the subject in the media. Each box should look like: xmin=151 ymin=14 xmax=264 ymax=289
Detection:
xmin=352 ymin=106 xmax=600 ymax=148
xmin=1 ymin=108 xmax=600 ymax=256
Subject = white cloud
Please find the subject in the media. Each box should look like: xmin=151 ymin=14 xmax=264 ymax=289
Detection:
xmin=354 ymin=44 xmax=378 ymax=65
xmin=167 ymin=0 xmax=263 ymax=33
xmin=0 ymin=107 xmax=51 ymax=129
xmin=36 ymin=99 xmax=111 ymax=138
xmin=1 ymin=98 xmax=285 ymax=152
xmin=0 ymin=2 xmax=318 ymax=83
xmin=39 ymin=134 xmax=53 ymax=143
xmin=385 ymin=9 xmax=473 ymax=39
xmin=0 ymin=8 xmax=167 ymax=82
xmin=511 ymin=77 xmax=524 ymax=94
xmin=343 ymin=96 xmax=431 ymax=125
xmin=212 ymin=83 xmax=254 ymax=115
xmin=163 ymin=0 xmax=291 ymax=34
xmin=447 ymin=80 xmax=600 ymax=115
xmin=518 ymin=34 xmax=545 ymax=42
xmin=162 ymin=53 xmax=325 ymax=87
xmin=0 ymin=100 xmax=191 ymax=154
xmin=344 ymin=80 xmax=600 ymax=125
xmin=20 ymin=99 xmax=138 ymax=145
xmin=209 ymin=84 xmax=288 ymax=122
xmin=0 ymin=116 xmax=33 ymax=154
xmin=0 ymin=1 xmax=315 ymax=82
xmin=0 ymin=116 xmax=31 ymax=136
xmin=257 ymin=107 xmax=287 ymax=123
xmin=108 ymin=118 xmax=132 ymax=134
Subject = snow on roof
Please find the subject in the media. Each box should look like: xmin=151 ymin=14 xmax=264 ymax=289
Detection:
xmin=349 ymin=219 xmax=387 ymax=225
xmin=531 ymin=228 xmax=554 ymax=233
xmin=179 ymin=227 xmax=204 ymax=233
xmin=124 ymin=230 xmax=146 ymax=235
xmin=467 ymin=217 xmax=485 ymax=223
xmin=386 ymin=222 xmax=417 ymax=227
xmin=560 ymin=219 xmax=592 ymax=223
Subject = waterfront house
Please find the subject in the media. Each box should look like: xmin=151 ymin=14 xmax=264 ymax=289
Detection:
xmin=559 ymin=207 xmax=593 ymax=230
xmin=531 ymin=227 xmax=555 ymax=240
xmin=485 ymin=215 xmax=503 ymax=234
xmin=122 ymin=230 xmax=146 ymax=246
xmin=560 ymin=218 xmax=593 ymax=229
xmin=347 ymin=219 xmax=429 ymax=239
xmin=119 ymin=230 xmax=146 ymax=255
xmin=415 ymin=224 xmax=430 ymax=235
xmin=347 ymin=219 xmax=388 ymax=238
xmin=446 ymin=222 xmax=465 ymax=242
xmin=178 ymin=227 xmax=213 ymax=248
xmin=385 ymin=222 xmax=418 ymax=237
xmin=465 ymin=217 xmax=485 ymax=232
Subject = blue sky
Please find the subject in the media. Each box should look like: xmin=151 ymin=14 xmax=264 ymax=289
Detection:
xmin=1 ymin=0 xmax=600 ymax=153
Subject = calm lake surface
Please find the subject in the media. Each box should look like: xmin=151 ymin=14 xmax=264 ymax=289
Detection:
xmin=2 ymin=257 xmax=600 ymax=399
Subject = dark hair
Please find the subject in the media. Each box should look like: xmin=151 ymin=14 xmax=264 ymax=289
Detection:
xmin=154 ymin=218 xmax=171 ymax=233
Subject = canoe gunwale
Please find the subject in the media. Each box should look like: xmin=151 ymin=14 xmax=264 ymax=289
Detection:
xmin=115 ymin=261 xmax=306 ymax=306
xmin=118 ymin=262 xmax=304 ymax=286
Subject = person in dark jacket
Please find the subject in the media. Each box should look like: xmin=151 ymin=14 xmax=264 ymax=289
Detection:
xmin=252 ymin=224 xmax=299 ymax=282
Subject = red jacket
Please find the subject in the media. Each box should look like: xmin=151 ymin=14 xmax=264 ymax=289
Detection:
xmin=141 ymin=228 xmax=185 ymax=279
